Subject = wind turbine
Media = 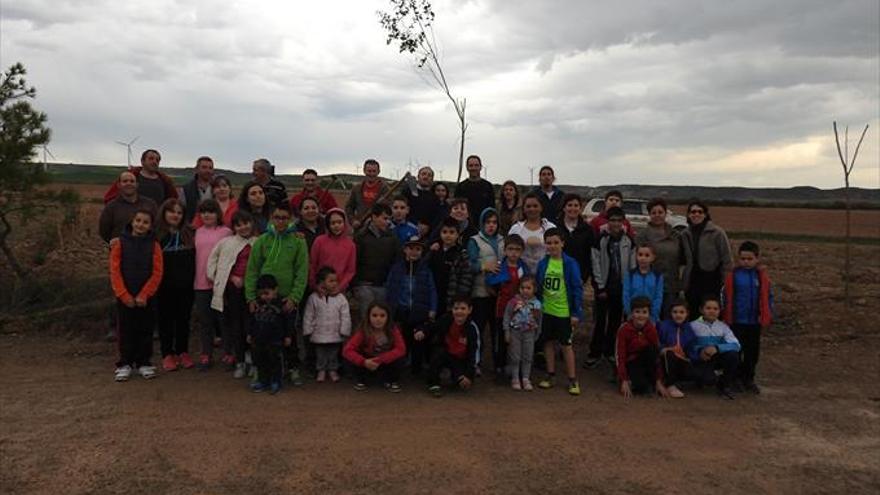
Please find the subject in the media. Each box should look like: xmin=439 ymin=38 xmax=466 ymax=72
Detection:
xmin=41 ymin=144 xmax=55 ymax=172
xmin=115 ymin=136 xmax=139 ymax=168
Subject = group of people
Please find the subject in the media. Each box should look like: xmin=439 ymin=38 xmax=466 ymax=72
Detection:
xmin=99 ymin=150 xmax=773 ymax=399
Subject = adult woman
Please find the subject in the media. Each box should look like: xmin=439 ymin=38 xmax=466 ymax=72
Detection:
xmin=508 ymin=192 xmax=556 ymax=273
xmin=680 ymin=200 xmax=732 ymax=316
xmin=431 ymin=182 xmax=450 ymax=221
xmin=294 ymin=197 xmax=325 ymax=251
xmin=635 ymin=198 xmax=683 ymax=317
xmin=191 ymin=175 xmax=238 ymax=229
xmin=497 ymin=180 xmax=521 ymax=236
xmin=237 ymin=181 xmax=271 ymax=234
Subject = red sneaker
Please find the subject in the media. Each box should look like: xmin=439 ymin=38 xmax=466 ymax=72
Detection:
xmin=162 ymin=354 xmax=179 ymax=372
xmin=198 ymin=353 xmax=211 ymax=370
xmin=178 ymin=352 xmax=195 ymax=369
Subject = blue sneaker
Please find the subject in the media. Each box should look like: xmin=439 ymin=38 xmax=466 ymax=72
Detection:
xmin=269 ymin=381 xmax=281 ymax=395
xmin=250 ymin=382 xmax=267 ymax=393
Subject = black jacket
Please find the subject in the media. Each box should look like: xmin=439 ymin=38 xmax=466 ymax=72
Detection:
xmin=454 ymin=178 xmax=495 ymax=227
xmin=421 ymin=313 xmax=479 ymax=378
xmin=249 ymin=298 xmax=290 ymax=345
xmin=558 ymin=216 xmax=595 ymax=283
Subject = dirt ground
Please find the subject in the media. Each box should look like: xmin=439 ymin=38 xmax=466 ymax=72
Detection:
xmin=2 ymin=230 xmax=880 ymax=493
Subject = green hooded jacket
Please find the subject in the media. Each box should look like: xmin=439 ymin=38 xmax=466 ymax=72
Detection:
xmin=245 ymin=223 xmax=308 ymax=303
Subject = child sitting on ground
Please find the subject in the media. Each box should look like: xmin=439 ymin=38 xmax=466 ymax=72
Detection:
xmin=110 ymin=208 xmax=164 ymax=382
xmin=657 ymin=298 xmax=699 ymax=399
xmin=616 ymin=296 xmax=661 ymax=398
xmin=502 ymin=275 xmax=542 ymax=391
xmin=623 ymin=244 xmax=664 ymax=322
xmin=303 ymin=266 xmax=352 ymax=383
xmin=342 ymin=302 xmax=407 ymax=392
xmin=247 ymin=274 xmax=291 ymax=395
xmin=419 ymin=296 xmax=480 ymax=398
xmin=691 ymin=295 xmax=741 ymax=400
xmin=722 ymin=240 xmax=773 ymax=394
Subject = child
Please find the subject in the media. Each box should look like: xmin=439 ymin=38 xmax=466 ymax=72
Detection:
xmin=390 ymin=195 xmax=420 ymax=244
xmin=616 ymin=297 xmax=661 ymax=398
xmin=502 ymin=275 xmax=542 ymax=391
xmin=691 ymin=295 xmax=741 ymax=400
xmin=586 ymin=207 xmax=635 ymax=368
xmin=308 ymin=208 xmax=357 ymax=293
xmin=385 ymin=236 xmax=437 ymax=373
xmin=155 ymin=199 xmax=196 ymax=371
xmin=428 ymin=217 xmax=474 ymax=317
xmin=722 ymin=241 xmax=772 ymax=394
xmin=109 ymin=208 xmax=164 ymax=381
xmin=193 ymin=199 xmax=232 ymax=369
xmin=589 ymin=190 xmax=635 ymax=236
xmin=303 ymin=266 xmax=352 ymax=382
xmin=342 ymin=302 xmax=407 ymax=392
xmin=623 ymin=244 xmax=664 ymax=322
xmin=247 ymin=275 xmax=290 ymax=394
xmin=353 ymin=203 xmax=400 ymax=319
xmin=245 ymin=203 xmax=309 ymax=384
xmin=420 ymin=296 xmax=480 ymax=397
xmin=536 ymin=228 xmax=584 ymax=395
xmin=657 ymin=299 xmax=699 ymax=399
xmin=207 ymin=210 xmax=257 ymax=378
xmin=430 ymin=198 xmax=477 ymax=247
xmin=487 ymin=234 xmax=529 ymax=327
xmin=467 ymin=207 xmax=505 ymax=379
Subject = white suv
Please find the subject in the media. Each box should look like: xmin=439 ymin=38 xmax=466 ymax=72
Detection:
xmin=582 ymin=198 xmax=688 ymax=232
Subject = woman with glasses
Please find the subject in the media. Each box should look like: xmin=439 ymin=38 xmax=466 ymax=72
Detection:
xmin=680 ymin=200 xmax=732 ymax=316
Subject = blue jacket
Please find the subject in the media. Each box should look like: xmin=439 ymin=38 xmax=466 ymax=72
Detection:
xmin=392 ymin=219 xmax=420 ymax=245
xmin=690 ymin=317 xmax=741 ymax=355
xmin=623 ymin=268 xmax=664 ymax=321
xmin=485 ymin=257 xmax=529 ymax=287
xmin=657 ymin=319 xmax=700 ymax=362
xmin=535 ymin=253 xmax=584 ymax=321
xmin=385 ymin=258 xmax=437 ymax=316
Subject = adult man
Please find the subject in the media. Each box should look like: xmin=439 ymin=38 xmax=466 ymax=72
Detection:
xmin=404 ymin=166 xmax=440 ymax=234
xmin=532 ymin=165 xmax=565 ymax=222
xmin=252 ymin=158 xmax=288 ymax=208
xmin=346 ymin=159 xmax=389 ymax=230
xmin=454 ymin=155 xmax=495 ymax=227
xmin=289 ymin=168 xmax=338 ymax=217
xmin=103 ymin=149 xmax=177 ymax=205
xmin=181 ymin=156 xmax=215 ymax=223
xmin=98 ymin=171 xmax=158 ymax=243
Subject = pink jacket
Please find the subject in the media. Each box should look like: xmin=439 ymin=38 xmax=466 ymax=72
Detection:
xmin=308 ymin=208 xmax=357 ymax=292
xmin=194 ymin=225 xmax=232 ymax=290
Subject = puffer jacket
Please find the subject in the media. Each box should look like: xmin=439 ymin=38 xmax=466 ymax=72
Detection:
xmin=467 ymin=208 xmax=505 ymax=298
xmin=303 ymin=292 xmax=352 ymax=344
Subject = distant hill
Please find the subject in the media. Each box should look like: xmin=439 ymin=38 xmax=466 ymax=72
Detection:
xmin=44 ymin=163 xmax=880 ymax=209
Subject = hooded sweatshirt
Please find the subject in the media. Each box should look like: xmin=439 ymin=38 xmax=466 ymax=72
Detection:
xmin=309 ymin=208 xmax=357 ymax=292
xmin=244 ymin=222 xmax=309 ymax=303
xmin=466 ymin=207 xmax=505 ymax=299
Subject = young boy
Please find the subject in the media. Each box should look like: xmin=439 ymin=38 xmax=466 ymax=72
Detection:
xmin=587 ymin=207 xmax=635 ymax=368
xmin=487 ymin=234 xmax=529 ymax=322
xmin=245 ymin=203 xmax=308 ymax=385
xmin=657 ymin=298 xmax=699 ymax=399
xmin=303 ymin=266 xmax=352 ymax=383
xmin=535 ymin=228 xmax=584 ymax=395
xmin=247 ymin=274 xmax=291 ymax=394
xmin=353 ymin=202 xmax=400 ymax=319
xmin=722 ymin=241 xmax=772 ymax=394
xmin=428 ymin=217 xmax=474 ymax=316
xmin=623 ymin=244 xmax=664 ymax=322
xmin=419 ymin=295 xmax=480 ymax=397
xmin=110 ymin=208 xmax=164 ymax=381
xmin=691 ymin=295 xmax=741 ymax=400
xmin=589 ymin=190 xmax=635 ymax=236
xmin=431 ymin=198 xmax=477 ymax=246
xmin=385 ymin=236 xmax=437 ymax=373
xmin=467 ymin=207 xmax=505 ymax=380
xmin=390 ymin=195 xmax=420 ymax=244
xmin=503 ymin=275 xmax=542 ymax=391
xmin=616 ymin=297 xmax=661 ymax=398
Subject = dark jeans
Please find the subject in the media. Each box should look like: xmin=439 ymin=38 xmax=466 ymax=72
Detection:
xmin=222 ymin=286 xmax=249 ymax=362
xmin=661 ymin=351 xmax=698 ymax=386
xmin=252 ymin=342 xmax=282 ymax=385
xmin=355 ymin=360 xmax=402 ymax=385
xmin=732 ymin=323 xmax=761 ymax=385
xmin=471 ymin=296 xmax=502 ymax=370
xmin=116 ymin=300 xmax=156 ymax=368
xmin=428 ymin=351 xmax=469 ymax=387
xmin=694 ymin=350 xmax=739 ymax=390
xmin=395 ymin=307 xmax=429 ymax=372
xmin=590 ymin=291 xmax=623 ymax=359
xmin=157 ymin=285 xmax=193 ymax=357
xmin=625 ymin=346 xmax=658 ymax=394
xmin=195 ymin=290 xmax=223 ymax=356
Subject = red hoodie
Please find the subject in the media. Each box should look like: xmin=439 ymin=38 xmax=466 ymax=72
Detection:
xmin=308 ymin=208 xmax=357 ymax=292
xmin=616 ymin=319 xmax=659 ymax=382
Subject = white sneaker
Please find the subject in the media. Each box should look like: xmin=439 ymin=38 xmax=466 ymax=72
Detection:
xmin=114 ymin=365 xmax=132 ymax=382
xmin=138 ymin=365 xmax=158 ymax=380
xmin=522 ymin=379 xmax=534 ymax=391
xmin=233 ymin=362 xmax=247 ymax=379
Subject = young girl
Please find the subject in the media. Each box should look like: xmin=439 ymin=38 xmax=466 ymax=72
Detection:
xmin=623 ymin=244 xmax=665 ymax=322
xmin=207 ymin=210 xmax=257 ymax=378
xmin=194 ymin=199 xmax=232 ymax=369
xmin=192 ymin=175 xmax=238 ymax=229
xmin=308 ymin=208 xmax=356 ymax=293
xmin=342 ymin=302 xmax=406 ymax=392
xmin=238 ymin=181 xmax=271 ymax=234
xmin=657 ymin=299 xmax=699 ymax=399
xmin=303 ymin=266 xmax=352 ymax=382
xmin=431 ymin=182 xmax=450 ymax=220
xmin=503 ymin=275 xmax=542 ymax=391
xmin=155 ymin=199 xmax=196 ymax=371
xmin=497 ymin=180 xmax=521 ymax=236
xmin=110 ymin=209 xmax=164 ymax=381
xmin=508 ymin=192 xmax=556 ymax=273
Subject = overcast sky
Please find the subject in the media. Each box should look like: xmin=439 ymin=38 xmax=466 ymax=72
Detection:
xmin=2 ymin=0 xmax=878 ymax=188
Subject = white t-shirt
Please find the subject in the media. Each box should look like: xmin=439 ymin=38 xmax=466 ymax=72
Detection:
xmin=508 ymin=219 xmax=556 ymax=273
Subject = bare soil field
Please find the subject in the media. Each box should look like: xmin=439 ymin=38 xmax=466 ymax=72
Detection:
xmin=2 ymin=184 xmax=878 ymax=494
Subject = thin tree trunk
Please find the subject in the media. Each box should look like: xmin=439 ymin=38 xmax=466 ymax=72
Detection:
xmin=844 ymin=176 xmax=851 ymax=305
xmin=457 ymin=111 xmax=466 ymax=183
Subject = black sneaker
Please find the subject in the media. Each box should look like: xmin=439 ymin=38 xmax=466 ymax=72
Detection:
xmin=718 ymin=387 xmax=735 ymax=400
xmin=353 ymin=382 xmax=367 ymax=392
xmin=745 ymin=382 xmax=761 ymax=395
xmin=428 ymin=385 xmax=442 ymax=398
xmin=583 ymin=356 xmax=601 ymax=369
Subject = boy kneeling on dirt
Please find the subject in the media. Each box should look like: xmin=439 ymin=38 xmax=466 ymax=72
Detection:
xmin=417 ymin=296 xmax=480 ymax=398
